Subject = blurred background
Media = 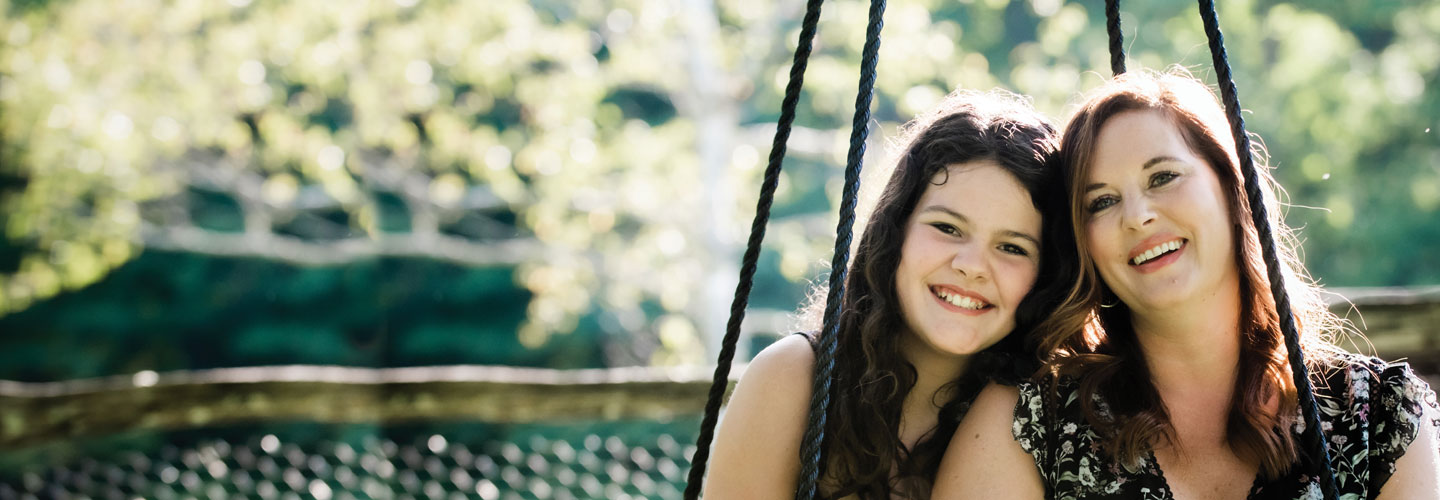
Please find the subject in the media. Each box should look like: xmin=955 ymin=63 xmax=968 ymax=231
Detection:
xmin=0 ymin=0 xmax=1436 ymax=498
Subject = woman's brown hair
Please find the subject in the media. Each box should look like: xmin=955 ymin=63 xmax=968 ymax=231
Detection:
xmin=1035 ymin=68 xmax=1345 ymax=479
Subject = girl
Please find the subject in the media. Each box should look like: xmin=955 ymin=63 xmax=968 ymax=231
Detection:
xmin=704 ymin=90 xmax=1076 ymax=499
xmin=936 ymin=69 xmax=1439 ymax=500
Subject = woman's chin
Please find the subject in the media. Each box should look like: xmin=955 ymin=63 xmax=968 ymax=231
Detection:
xmin=1118 ymin=287 xmax=1195 ymax=314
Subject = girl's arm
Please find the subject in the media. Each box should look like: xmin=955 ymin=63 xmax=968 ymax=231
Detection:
xmin=932 ymin=382 xmax=1045 ymax=500
xmin=702 ymin=334 xmax=816 ymax=499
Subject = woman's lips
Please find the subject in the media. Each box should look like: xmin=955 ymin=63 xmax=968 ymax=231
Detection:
xmin=1129 ymin=239 xmax=1186 ymax=274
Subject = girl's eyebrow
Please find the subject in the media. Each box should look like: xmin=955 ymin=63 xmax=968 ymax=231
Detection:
xmin=920 ymin=206 xmax=1038 ymax=246
xmin=917 ymin=205 xmax=968 ymax=223
xmin=1001 ymin=230 xmax=1040 ymax=247
xmin=1084 ymin=155 xmax=1186 ymax=193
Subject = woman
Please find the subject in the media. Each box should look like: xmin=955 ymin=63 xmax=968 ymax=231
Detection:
xmin=934 ymin=69 xmax=1440 ymax=499
xmin=703 ymin=90 xmax=1077 ymax=499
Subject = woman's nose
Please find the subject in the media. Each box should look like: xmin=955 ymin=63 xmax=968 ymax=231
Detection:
xmin=1122 ymin=196 xmax=1157 ymax=231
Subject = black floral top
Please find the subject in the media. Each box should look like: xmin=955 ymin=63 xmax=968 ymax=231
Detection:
xmin=1012 ymin=354 xmax=1439 ymax=500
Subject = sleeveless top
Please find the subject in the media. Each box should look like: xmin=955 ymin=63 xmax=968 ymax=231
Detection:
xmin=1011 ymin=353 xmax=1439 ymax=500
xmin=788 ymin=331 xmax=1032 ymax=409
xmin=794 ymin=331 xmax=820 ymax=351
xmin=789 ymin=331 xmax=1031 ymax=500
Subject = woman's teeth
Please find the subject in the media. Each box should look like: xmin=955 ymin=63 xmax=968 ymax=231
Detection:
xmin=936 ymin=289 xmax=987 ymax=310
xmin=1132 ymin=240 xmax=1182 ymax=265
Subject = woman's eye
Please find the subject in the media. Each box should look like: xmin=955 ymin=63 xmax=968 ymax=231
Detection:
xmin=1087 ymin=195 xmax=1117 ymax=213
xmin=1149 ymin=171 xmax=1179 ymax=188
xmin=999 ymin=243 xmax=1030 ymax=257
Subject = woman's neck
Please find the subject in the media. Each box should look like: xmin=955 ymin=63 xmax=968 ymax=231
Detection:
xmin=1128 ymin=271 xmax=1244 ymax=416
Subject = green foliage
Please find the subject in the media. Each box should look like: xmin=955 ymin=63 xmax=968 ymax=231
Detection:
xmin=1 ymin=0 xmax=1436 ymax=374
xmin=0 ymin=252 xmax=600 ymax=382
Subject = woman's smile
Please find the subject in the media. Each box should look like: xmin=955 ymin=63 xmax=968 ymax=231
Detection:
xmin=1127 ymin=236 xmax=1187 ymax=273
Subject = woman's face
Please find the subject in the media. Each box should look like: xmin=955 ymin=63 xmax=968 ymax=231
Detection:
xmin=894 ymin=160 xmax=1042 ymax=359
xmin=1079 ymin=109 xmax=1237 ymax=314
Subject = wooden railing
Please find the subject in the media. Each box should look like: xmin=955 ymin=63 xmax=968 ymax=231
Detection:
xmin=2 ymin=286 xmax=1436 ymax=450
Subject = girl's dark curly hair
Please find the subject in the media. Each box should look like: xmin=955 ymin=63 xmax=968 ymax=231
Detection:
xmin=799 ymin=90 xmax=1075 ymax=499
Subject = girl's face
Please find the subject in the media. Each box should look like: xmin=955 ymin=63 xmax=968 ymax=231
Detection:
xmin=1079 ymin=109 xmax=1238 ymax=314
xmin=894 ymin=161 xmax=1042 ymax=359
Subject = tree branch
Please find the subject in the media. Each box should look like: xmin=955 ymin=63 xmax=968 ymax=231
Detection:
xmin=138 ymin=224 xmax=545 ymax=267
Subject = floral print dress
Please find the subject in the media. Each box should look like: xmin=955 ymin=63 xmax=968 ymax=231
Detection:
xmin=1012 ymin=354 xmax=1439 ymax=500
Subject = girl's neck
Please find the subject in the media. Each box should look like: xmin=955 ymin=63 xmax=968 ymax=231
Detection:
xmin=897 ymin=335 xmax=971 ymax=446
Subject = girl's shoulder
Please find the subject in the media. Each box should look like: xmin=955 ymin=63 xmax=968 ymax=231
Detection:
xmin=702 ymin=334 xmax=819 ymax=497
xmin=743 ymin=334 xmax=823 ymax=394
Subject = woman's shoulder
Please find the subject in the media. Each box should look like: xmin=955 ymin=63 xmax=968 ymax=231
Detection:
xmin=1013 ymin=372 xmax=1092 ymax=415
xmin=1309 ymin=351 xmax=1436 ymax=406
xmin=1010 ymin=373 xmax=1099 ymax=452
xmin=1306 ymin=350 xmax=1440 ymax=492
xmin=1307 ymin=351 xmax=1438 ymax=428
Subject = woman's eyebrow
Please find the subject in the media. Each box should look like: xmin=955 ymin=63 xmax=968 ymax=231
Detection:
xmin=1142 ymin=155 xmax=1185 ymax=170
xmin=1084 ymin=155 xmax=1187 ymax=193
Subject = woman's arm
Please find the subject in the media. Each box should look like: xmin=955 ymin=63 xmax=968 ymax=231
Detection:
xmin=932 ymin=382 xmax=1045 ymax=500
xmin=701 ymin=334 xmax=816 ymax=500
xmin=1375 ymin=402 xmax=1440 ymax=500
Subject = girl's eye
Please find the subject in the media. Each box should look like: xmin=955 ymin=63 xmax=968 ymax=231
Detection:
xmin=1149 ymin=171 xmax=1179 ymax=188
xmin=929 ymin=222 xmax=961 ymax=236
xmin=1087 ymin=195 xmax=1118 ymax=214
xmin=999 ymin=243 xmax=1030 ymax=257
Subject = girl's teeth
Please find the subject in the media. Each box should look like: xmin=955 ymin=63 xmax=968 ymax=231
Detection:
xmin=938 ymin=290 xmax=985 ymax=310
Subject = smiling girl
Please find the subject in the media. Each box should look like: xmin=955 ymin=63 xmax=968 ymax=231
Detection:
xmin=702 ymin=91 xmax=1077 ymax=499
xmin=935 ymin=70 xmax=1439 ymax=500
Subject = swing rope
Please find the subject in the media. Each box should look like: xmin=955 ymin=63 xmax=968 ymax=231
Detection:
xmin=690 ymin=1 xmax=1335 ymax=498
xmin=1195 ymin=0 xmax=1339 ymax=498
xmin=795 ymin=0 xmax=887 ymax=497
xmin=683 ymin=0 xmax=828 ymax=498
xmin=1105 ymin=0 xmax=1126 ymax=75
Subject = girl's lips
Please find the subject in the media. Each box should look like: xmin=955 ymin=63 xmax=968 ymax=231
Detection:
xmin=930 ymin=285 xmax=992 ymax=316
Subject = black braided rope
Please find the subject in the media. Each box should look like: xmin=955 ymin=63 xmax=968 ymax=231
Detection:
xmin=1105 ymin=0 xmax=1126 ymax=75
xmin=683 ymin=1 xmax=828 ymax=498
xmin=1196 ymin=1 xmax=1338 ymax=498
xmin=795 ymin=0 xmax=886 ymax=497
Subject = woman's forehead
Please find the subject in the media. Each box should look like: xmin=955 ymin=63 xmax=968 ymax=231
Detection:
xmin=1088 ymin=111 xmax=1195 ymax=176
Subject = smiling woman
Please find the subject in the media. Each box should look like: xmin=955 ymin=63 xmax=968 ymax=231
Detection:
xmin=1081 ymin=109 xmax=1239 ymax=315
xmin=701 ymin=90 xmax=1077 ymax=500
xmin=934 ymin=69 xmax=1440 ymax=500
